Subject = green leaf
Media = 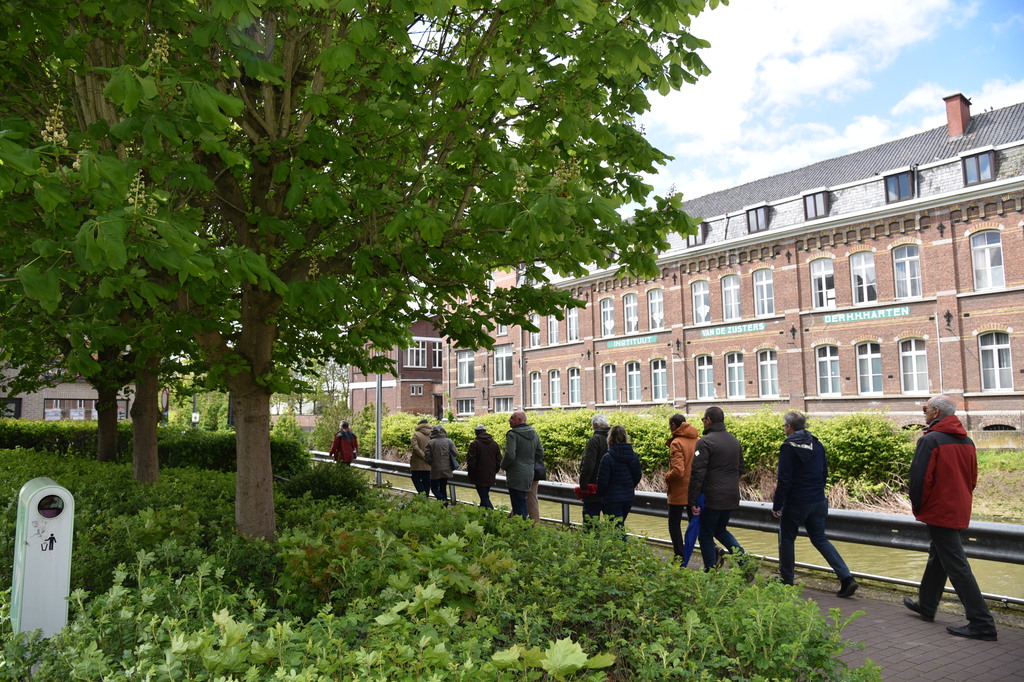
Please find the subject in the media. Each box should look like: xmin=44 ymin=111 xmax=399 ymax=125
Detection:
xmin=18 ymin=263 xmax=61 ymax=312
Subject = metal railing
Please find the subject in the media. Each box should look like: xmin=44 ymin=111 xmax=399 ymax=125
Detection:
xmin=314 ymin=454 xmax=1024 ymax=605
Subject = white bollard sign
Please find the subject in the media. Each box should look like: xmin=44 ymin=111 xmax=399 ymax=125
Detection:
xmin=11 ymin=477 xmax=75 ymax=638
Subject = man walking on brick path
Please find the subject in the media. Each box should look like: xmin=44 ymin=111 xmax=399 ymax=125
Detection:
xmin=772 ymin=411 xmax=858 ymax=598
xmin=905 ymin=394 xmax=997 ymax=641
xmin=688 ymin=406 xmax=746 ymax=571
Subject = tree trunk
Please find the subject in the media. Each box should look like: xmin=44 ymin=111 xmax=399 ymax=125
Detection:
xmin=94 ymin=384 xmax=120 ymax=462
xmin=131 ymin=358 xmax=160 ymax=483
xmin=231 ymin=375 xmax=276 ymax=540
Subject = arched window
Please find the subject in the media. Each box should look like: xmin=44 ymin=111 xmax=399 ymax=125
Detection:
xmin=696 ymin=355 xmax=714 ymax=399
xmin=758 ymin=350 xmax=778 ymax=397
xmin=816 ymin=345 xmax=840 ymax=396
xmin=980 ymin=332 xmax=1012 ymax=390
xmin=856 ymin=342 xmax=882 ymax=394
xmin=899 ymin=339 xmax=928 ymax=394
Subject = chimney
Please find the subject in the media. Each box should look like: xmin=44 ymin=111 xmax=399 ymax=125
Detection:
xmin=943 ymin=93 xmax=972 ymax=138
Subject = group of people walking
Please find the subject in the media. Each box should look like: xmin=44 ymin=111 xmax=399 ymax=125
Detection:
xmin=403 ymin=392 xmax=997 ymax=642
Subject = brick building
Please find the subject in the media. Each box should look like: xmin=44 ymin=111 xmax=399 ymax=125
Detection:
xmin=1 ymin=369 xmax=131 ymax=421
xmin=446 ymin=94 xmax=1024 ymax=430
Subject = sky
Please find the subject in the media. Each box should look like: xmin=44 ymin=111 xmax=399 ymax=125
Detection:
xmin=640 ymin=0 xmax=1024 ymax=203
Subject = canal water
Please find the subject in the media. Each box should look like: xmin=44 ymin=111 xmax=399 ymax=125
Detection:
xmin=378 ymin=474 xmax=1024 ymax=601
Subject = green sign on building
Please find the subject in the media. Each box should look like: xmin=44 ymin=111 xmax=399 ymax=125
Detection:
xmin=700 ymin=322 xmax=767 ymax=338
xmin=607 ymin=335 xmax=659 ymax=349
xmin=822 ymin=306 xmax=911 ymax=324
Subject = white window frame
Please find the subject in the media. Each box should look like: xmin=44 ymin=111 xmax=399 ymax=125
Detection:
xmin=899 ymin=339 xmax=929 ymax=394
xmin=568 ymin=368 xmax=582 ymax=405
xmin=529 ymin=314 xmax=541 ymax=347
xmin=811 ymin=259 xmax=836 ymax=310
xmin=893 ymin=244 xmax=922 ymax=299
xmin=530 ymin=371 xmax=543 ymax=407
xmin=547 ymin=315 xmax=559 ymax=345
xmin=757 ymin=350 xmax=778 ymax=398
xmin=431 ymin=342 xmax=443 ymax=369
xmin=725 ymin=352 xmax=744 ymax=398
xmin=753 ymin=269 xmax=774 ymax=317
xmin=696 ymin=355 xmax=714 ymax=399
xmin=494 ymin=397 xmax=513 ymax=413
xmin=850 ymin=251 xmax=877 ymax=305
xmin=409 ymin=384 xmax=423 ymax=396
xmin=602 ymin=364 xmax=617 ymax=403
xmin=816 ymin=345 xmax=841 ymax=396
xmin=626 ymin=361 xmax=642 ymax=402
xmin=623 ymin=293 xmax=639 ymax=333
xmin=971 ymin=231 xmax=1005 ymax=290
xmin=647 ymin=289 xmax=665 ymax=330
xmin=549 ymin=370 xmax=561 ymax=406
xmin=494 ymin=345 xmax=513 ymax=384
xmin=600 ymin=298 xmax=615 ymax=337
xmin=496 ymin=323 xmax=508 ymax=336
xmin=722 ymin=275 xmax=741 ymax=321
xmin=457 ymin=351 xmax=475 ymax=387
xmin=651 ymin=359 xmax=667 ymax=401
xmin=980 ymin=332 xmax=1013 ymax=391
xmin=406 ymin=341 xmax=427 ymax=368
xmin=566 ymin=307 xmax=579 ymax=341
xmin=856 ymin=342 xmax=883 ymax=395
xmin=456 ymin=398 xmax=475 ymax=415
xmin=692 ymin=280 xmax=710 ymax=324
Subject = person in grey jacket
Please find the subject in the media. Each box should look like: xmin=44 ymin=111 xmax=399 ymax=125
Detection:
xmin=502 ymin=410 xmax=543 ymax=519
xmin=579 ymin=413 xmax=610 ymax=523
xmin=688 ymin=406 xmax=746 ymax=571
xmin=424 ymin=424 xmax=457 ymax=505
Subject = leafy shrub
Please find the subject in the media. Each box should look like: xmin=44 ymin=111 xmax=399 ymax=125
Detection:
xmin=0 ymin=419 xmax=133 ymax=460
xmin=812 ymin=412 xmax=914 ymax=486
xmin=279 ymin=460 xmax=371 ymax=502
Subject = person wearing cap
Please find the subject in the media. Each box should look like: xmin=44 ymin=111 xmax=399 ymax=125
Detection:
xmin=410 ymin=418 xmax=433 ymax=495
xmin=467 ymin=424 xmax=502 ymax=509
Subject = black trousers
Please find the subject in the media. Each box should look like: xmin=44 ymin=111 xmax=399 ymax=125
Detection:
xmin=918 ymin=524 xmax=995 ymax=629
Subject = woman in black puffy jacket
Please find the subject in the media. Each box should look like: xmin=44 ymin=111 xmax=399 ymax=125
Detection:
xmin=597 ymin=425 xmax=642 ymax=527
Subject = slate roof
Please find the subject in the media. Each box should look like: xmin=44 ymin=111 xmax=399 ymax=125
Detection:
xmin=679 ymin=100 xmax=1024 ymax=223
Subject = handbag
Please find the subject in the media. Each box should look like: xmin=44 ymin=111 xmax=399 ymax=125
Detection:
xmin=533 ymin=456 xmax=547 ymax=481
xmin=448 ymin=444 xmax=460 ymax=471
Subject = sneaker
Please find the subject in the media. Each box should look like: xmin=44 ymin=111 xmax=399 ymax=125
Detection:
xmin=946 ymin=623 xmax=997 ymax=641
xmin=902 ymin=597 xmax=934 ymax=622
xmin=836 ymin=578 xmax=858 ymax=598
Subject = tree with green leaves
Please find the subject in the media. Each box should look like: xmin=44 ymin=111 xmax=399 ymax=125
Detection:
xmin=0 ymin=0 xmax=718 ymax=539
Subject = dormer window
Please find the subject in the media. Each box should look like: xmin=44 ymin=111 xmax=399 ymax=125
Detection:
xmin=962 ymin=151 xmax=995 ymax=186
xmin=803 ymin=191 xmax=829 ymax=220
xmin=885 ymin=170 xmax=914 ymax=203
xmin=687 ymin=222 xmax=708 ymax=247
xmin=746 ymin=206 xmax=769 ymax=233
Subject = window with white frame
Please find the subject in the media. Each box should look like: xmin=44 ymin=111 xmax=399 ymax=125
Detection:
xmin=753 ymin=269 xmax=774 ymax=316
xmin=623 ymin=294 xmax=639 ymax=333
xmin=547 ymin=315 xmax=559 ymax=344
xmin=647 ymin=289 xmax=665 ymax=330
xmin=494 ymin=345 xmax=513 ymax=383
xmin=626 ymin=362 xmax=642 ymax=402
xmin=529 ymin=314 xmax=541 ymax=347
xmin=856 ymin=342 xmax=883 ymax=394
xmin=549 ymin=370 xmax=561 ymax=406
xmin=893 ymin=244 xmax=922 ymax=299
xmin=457 ymin=351 xmax=475 ymax=386
xmin=850 ymin=252 xmax=877 ymax=304
xmin=651 ymin=359 xmax=667 ymax=401
xmin=566 ymin=307 xmax=579 ymax=341
xmin=811 ymin=259 xmax=836 ymax=309
xmin=530 ymin=372 xmax=543 ymax=407
xmin=432 ymin=342 xmax=443 ymax=368
xmin=726 ymin=352 xmax=744 ymax=398
xmin=899 ymin=339 xmax=929 ymax=394
xmin=406 ymin=341 xmax=427 ymax=368
xmin=757 ymin=350 xmax=778 ymax=397
xmin=971 ymin=231 xmax=1005 ymax=290
xmin=494 ymin=397 xmax=513 ymax=413
xmin=816 ymin=346 xmax=841 ymax=396
xmin=980 ymin=332 xmax=1012 ymax=391
xmin=696 ymin=355 xmax=714 ymax=399
xmin=410 ymin=384 xmax=423 ymax=396
xmin=722 ymin=275 xmax=741 ymax=321
xmin=600 ymin=298 xmax=615 ymax=337
xmin=602 ymin=364 xmax=617 ymax=403
xmin=568 ymin=368 xmax=581 ymax=405
xmin=692 ymin=280 xmax=710 ymax=324
xmin=456 ymin=398 xmax=475 ymax=415
xmin=963 ymin=151 xmax=995 ymax=186
xmin=496 ymin=323 xmax=507 ymax=336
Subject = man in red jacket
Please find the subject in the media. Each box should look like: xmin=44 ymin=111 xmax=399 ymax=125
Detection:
xmin=904 ymin=395 xmax=997 ymax=641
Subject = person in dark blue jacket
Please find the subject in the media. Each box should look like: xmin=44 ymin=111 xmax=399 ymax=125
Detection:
xmin=597 ymin=425 xmax=643 ymax=527
xmin=772 ymin=411 xmax=858 ymax=598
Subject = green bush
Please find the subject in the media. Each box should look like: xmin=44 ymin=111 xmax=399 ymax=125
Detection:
xmin=279 ymin=460 xmax=371 ymax=502
xmin=812 ymin=412 xmax=914 ymax=486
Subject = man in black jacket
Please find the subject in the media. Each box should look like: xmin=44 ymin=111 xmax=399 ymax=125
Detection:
xmin=579 ymin=413 xmax=610 ymax=523
xmin=688 ymin=406 xmax=745 ymax=571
